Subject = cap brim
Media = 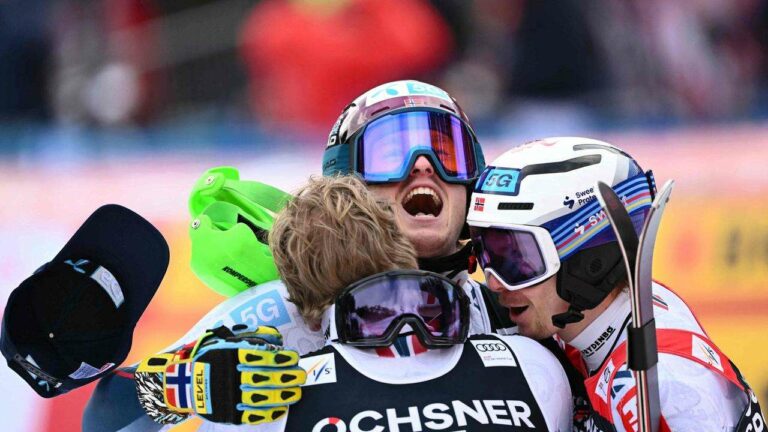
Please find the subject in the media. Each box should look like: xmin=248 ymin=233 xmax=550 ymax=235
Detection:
xmin=52 ymin=204 xmax=169 ymax=325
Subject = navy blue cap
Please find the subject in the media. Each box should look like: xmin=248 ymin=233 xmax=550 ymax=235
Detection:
xmin=0 ymin=204 xmax=169 ymax=398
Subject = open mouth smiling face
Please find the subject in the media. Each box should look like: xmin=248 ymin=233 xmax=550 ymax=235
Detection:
xmin=401 ymin=185 xmax=444 ymax=218
xmin=367 ymin=155 xmax=467 ymax=258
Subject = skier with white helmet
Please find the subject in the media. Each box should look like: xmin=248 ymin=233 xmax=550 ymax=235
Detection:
xmin=467 ymin=137 xmax=764 ymax=432
xmin=82 ymin=80 xmax=521 ymax=431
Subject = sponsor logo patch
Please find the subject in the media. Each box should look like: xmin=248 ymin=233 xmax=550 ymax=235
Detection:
xmin=68 ymin=361 xmax=115 ymax=380
xmin=310 ymin=399 xmax=536 ymax=431
xmin=229 ymin=289 xmax=291 ymax=328
xmin=692 ymin=334 xmax=724 ymax=372
xmin=222 ymin=266 xmax=256 ymax=287
xmin=595 ymin=359 xmax=614 ymax=403
xmin=581 ymin=326 xmax=615 ymax=358
xmin=192 ymin=362 xmax=211 ymax=414
xmin=366 ymin=81 xmax=452 ymax=105
xmin=574 ymin=186 xmax=596 ymax=207
xmin=300 ymin=353 xmax=337 ymax=386
xmin=90 ymin=266 xmax=124 ymax=308
xmin=471 ymin=340 xmax=517 ymax=367
xmin=477 ymin=168 xmax=521 ymax=196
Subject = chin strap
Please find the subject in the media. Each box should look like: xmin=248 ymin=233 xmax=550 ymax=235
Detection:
xmin=417 ymin=243 xmax=474 ymax=279
xmin=552 ymin=307 xmax=586 ymax=329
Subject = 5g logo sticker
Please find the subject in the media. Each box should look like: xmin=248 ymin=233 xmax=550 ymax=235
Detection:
xmin=230 ymin=290 xmax=291 ymax=328
xmin=477 ymin=167 xmax=522 ymax=196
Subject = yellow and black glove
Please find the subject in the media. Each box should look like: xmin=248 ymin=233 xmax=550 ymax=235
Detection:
xmin=136 ymin=324 xmax=305 ymax=425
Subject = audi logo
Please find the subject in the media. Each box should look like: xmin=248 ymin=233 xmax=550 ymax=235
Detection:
xmin=475 ymin=343 xmax=508 ymax=352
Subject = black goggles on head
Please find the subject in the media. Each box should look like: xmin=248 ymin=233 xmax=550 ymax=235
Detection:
xmin=334 ymin=270 xmax=470 ymax=349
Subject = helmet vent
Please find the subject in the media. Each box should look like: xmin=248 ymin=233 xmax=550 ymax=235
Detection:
xmin=520 ymin=155 xmax=601 ymax=177
xmin=369 ymin=106 xmax=391 ymax=117
xmin=574 ymin=143 xmax=633 ymax=160
xmin=438 ymin=104 xmax=456 ymax=113
xmin=497 ymin=202 xmax=534 ymax=210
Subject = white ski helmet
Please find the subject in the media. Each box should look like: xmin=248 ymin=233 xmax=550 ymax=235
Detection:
xmin=467 ymin=137 xmax=656 ymax=327
xmin=323 ymin=79 xmax=487 ymax=240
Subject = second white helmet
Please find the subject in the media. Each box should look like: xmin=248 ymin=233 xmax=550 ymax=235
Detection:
xmin=467 ymin=137 xmax=656 ymax=326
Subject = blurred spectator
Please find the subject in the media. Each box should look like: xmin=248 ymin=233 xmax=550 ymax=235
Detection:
xmin=510 ymin=0 xmax=605 ymax=99
xmin=50 ymin=0 xmax=162 ymax=125
xmin=440 ymin=0 xmax=605 ymax=126
xmin=239 ymin=0 xmax=454 ymax=132
xmin=2 ymin=0 xmax=768 ymax=130
xmin=585 ymin=0 xmax=765 ymax=119
xmin=0 ymin=0 xmax=52 ymax=120
xmin=752 ymin=0 xmax=768 ymax=92
xmin=439 ymin=1 xmax=521 ymax=122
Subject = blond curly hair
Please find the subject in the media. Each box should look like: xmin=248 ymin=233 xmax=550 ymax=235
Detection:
xmin=269 ymin=175 xmax=418 ymax=327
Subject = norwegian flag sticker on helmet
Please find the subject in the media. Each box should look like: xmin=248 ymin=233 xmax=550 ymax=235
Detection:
xmin=474 ymin=197 xmax=486 ymax=212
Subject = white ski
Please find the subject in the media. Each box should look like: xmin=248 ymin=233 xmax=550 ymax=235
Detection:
xmin=596 ymin=179 xmax=674 ymax=432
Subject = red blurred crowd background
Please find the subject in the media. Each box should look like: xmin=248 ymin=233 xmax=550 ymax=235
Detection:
xmin=2 ymin=0 xmax=768 ymax=135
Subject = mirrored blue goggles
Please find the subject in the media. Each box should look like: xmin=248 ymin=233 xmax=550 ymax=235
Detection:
xmin=335 ymin=270 xmax=470 ymax=348
xmin=470 ymin=225 xmax=561 ymax=291
xmin=355 ymin=111 xmax=480 ymax=184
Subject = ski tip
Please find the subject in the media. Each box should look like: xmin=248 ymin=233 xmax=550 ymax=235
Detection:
xmin=654 ymin=180 xmax=675 ymax=208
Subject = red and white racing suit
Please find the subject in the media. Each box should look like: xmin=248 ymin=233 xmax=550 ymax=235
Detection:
xmin=564 ymin=281 xmax=764 ymax=432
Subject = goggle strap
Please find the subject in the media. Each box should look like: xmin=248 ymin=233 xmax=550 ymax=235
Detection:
xmin=322 ymin=143 xmax=351 ymax=177
xmin=323 ymin=304 xmax=339 ymax=342
xmin=645 ymin=170 xmax=657 ymax=202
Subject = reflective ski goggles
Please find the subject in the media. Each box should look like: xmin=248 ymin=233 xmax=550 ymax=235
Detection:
xmin=335 ymin=270 xmax=470 ymax=348
xmin=353 ymin=111 xmax=481 ymax=184
xmin=470 ymin=223 xmax=561 ymax=291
